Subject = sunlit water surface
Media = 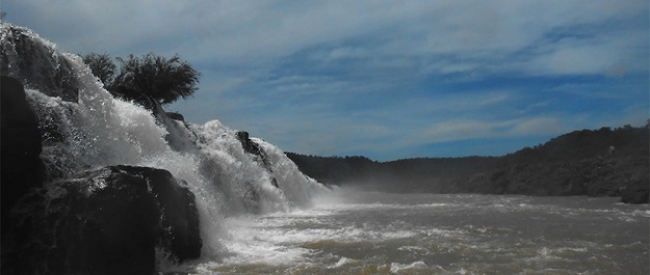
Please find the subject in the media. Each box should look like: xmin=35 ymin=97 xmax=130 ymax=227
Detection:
xmin=191 ymin=191 xmax=649 ymax=275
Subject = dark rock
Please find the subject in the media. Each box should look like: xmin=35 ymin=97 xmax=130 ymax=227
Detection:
xmin=167 ymin=112 xmax=185 ymax=122
xmin=1 ymin=76 xmax=46 ymax=222
xmin=236 ymin=131 xmax=263 ymax=156
xmin=236 ymin=131 xmax=271 ymax=167
xmin=1 ymin=25 xmax=79 ymax=102
xmin=113 ymin=165 xmax=202 ymax=261
xmin=113 ymin=89 xmax=196 ymax=152
xmin=621 ymin=176 xmax=649 ymax=204
xmin=235 ymin=131 xmax=279 ymax=188
xmin=1 ymin=165 xmax=202 ymax=275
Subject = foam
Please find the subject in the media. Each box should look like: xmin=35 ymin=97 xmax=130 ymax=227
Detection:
xmin=328 ymin=257 xmax=357 ymax=269
xmin=390 ymin=260 xmax=428 ymax=273
xmin=214 ymin=209 xmax=441 ymax=267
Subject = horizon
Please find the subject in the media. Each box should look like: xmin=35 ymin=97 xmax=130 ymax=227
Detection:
xmin=4 ymin=1 xmax=649 ymax=161
xmin=287 ymin=122 xmax=650 ymax=162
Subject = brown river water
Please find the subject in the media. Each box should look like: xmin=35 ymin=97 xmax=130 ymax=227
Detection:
xmin=181 ymin=190 xmax=649 ymax=275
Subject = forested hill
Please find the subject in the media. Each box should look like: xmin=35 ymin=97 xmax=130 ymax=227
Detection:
xmin=287 ymin=124 xmax=649 ymax=202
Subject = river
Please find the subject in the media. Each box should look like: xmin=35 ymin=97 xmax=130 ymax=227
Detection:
xmin=185 ymin=190 xmax=650 ymax=274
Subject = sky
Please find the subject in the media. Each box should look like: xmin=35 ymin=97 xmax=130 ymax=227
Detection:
xmin=4 ymin=0 xmax=649 ymax=161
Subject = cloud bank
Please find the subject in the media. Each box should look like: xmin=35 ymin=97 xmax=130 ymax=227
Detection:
xmin=5 ymin=0 xmax=649 ymax=160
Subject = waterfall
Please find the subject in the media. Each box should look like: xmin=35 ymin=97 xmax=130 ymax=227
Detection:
xmin=1 ymin=23 xmax=327 ymax=262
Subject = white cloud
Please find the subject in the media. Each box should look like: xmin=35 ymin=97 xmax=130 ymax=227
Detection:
xmin=8 ymin=0 xmax=647 ymax=78
xmin=527 ymin=27 xmax=648 ymax=76
xmin=509 ymin=117 xmax=563 ymax=136
xmin=6 ymin=0 xmax=648 ymax=159
xmin=410 ymin=116 xmax=569 ymax=145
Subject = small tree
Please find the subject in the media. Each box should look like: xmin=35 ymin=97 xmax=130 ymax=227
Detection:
xmin=81 ymin=52 xmax=200 ymax=106
xmin=112 ymin=53 xmax=200 ymax=105
xmin=82 ymin=52 xmax=116 ymax=85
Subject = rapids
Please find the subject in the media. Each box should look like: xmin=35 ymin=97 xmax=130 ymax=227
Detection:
xmin=199 ymin=190 xmax=649 ymax=274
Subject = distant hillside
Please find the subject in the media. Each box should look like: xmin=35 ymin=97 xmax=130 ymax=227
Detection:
xmin=287 ymin=124 xmax=649 ymax=203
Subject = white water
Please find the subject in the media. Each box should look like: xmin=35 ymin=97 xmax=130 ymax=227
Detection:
xmin=195 ymin=190 xmax=649 ymax=274
xmin=1 ymin=23 xmax=327 ymax=264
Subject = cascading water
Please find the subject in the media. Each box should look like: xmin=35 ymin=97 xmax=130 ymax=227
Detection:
xmin=1 ymin=23 xmax=327 ymax=266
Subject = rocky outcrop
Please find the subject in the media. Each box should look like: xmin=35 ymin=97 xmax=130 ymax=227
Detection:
xmin=1 ymin=37 xmax=206 ymax=273
xmin=2 ymin=24 xmax=215 ymax=275
xmin=1 ymin=76 xmax=47 ymax=221
xmin=0 ymin=24 xmax=79 ymax=102
xmin=236 ymin=131 xmax=278 ymax=188
xmin=112 ymin=166 xmax=203 ymax=261
xmin=236 ymin=131 xmax=264 ymax=158
xmin=1 ymin=165 xmax=202 ymax=275
xmin=236 ymin=131 xmax=271 ymax=167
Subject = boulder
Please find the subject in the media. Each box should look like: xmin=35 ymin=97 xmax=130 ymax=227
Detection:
xmin=1 ymin=76 xmax=46 ymax=221
xmin=1 ymin=165 xmax=202 ymax=275
xmin=114 ymin=166 xmax=202 ymax=260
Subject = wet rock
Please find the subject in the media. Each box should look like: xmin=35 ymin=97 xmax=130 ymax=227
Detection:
xmin=1 ymin=25 xmax=79 ymax=102
xmin=167 ymin=111 xmax=185 ymax=122
xmin=236 ymin=131 xmax=263 ymax=157
xmin=0 ymin=76 xmax=46 ymax=221
xmin=118 ymin=89 xmax=196 ymax=152
xmin=235 ymin=131 xmax=271 ymax=168
xmin=236 ymin=131 xmax=279 ymax=188
xmin=114 ymin=165 xmax=203 ymax=260
xmin=1 ymin=165 xmax=202 ymax=275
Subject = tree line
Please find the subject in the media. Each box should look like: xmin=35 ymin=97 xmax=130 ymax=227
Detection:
xmin=81 ymin=52 xmax=200 ymax=106
xmin=287 ymin=123 xmax=650 ymax=195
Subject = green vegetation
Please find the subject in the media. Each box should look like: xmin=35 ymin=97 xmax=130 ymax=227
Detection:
xmin=82 ymin=52 xmax=200 ymax=105
xmin=287 ymin=123 xmax=649 ymax=199
xmin=82 ymin=53 xmax=115 ymax=85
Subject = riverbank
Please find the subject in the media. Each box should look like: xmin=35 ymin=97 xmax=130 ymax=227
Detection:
xmin=288 ymin=125 xmax=649 ymax=203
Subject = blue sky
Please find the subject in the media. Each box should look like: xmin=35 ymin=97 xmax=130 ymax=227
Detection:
xmin=4 ymin=0 xmax=649 ymax=161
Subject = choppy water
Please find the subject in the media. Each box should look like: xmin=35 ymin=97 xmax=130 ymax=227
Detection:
xmin=191 ymin=190 xmax=649 ymax=275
